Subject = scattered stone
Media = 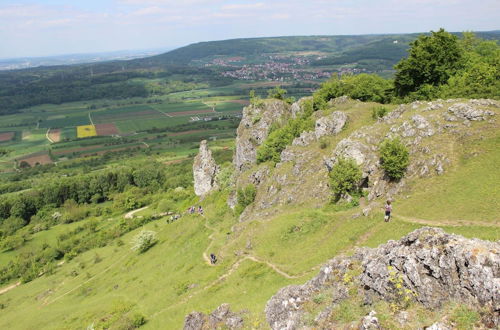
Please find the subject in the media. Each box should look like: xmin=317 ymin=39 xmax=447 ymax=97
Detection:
xmin=395 ymin=311 xmax=409 ymax=326
xmin=184 ymin=304 xmax=244 ymax=330
xmin=362 ymin=207 xmax=371 ymax=217
xmin=448 ymin=103 xmax=495 ymax=121
xmin=424 ymin=322 xmax=451 ymax=330
xmin=359 ymin=310 xmax=380 ymax=330
xmin=193 ymin=140 xmax=220 ymax=196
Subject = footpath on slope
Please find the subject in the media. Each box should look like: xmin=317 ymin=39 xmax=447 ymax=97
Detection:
xmin=0 ymin=281 xmax=20 ymax=295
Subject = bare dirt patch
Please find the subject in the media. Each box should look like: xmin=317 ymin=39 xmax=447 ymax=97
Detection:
xmin=17 ymin=152 xmax=53 ymax=167
xmin=168 ymin=109 xmax=214 ymax=117
xmin=48 ymin=129 xmax=62 ymax=142
xmin=0 ymin=132 xmax=15 ymax=142
xmin=95 ymin=123 xmax=120 ymax=136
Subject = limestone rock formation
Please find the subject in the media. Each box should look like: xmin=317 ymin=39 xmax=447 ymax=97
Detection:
xmin=183 ymin=303 xmax=243 ymax=330
xmin=265 ymin=227 xmax=499 ymax=330
xmin=193 ymin=140 xmax=219 ymax=196
xmin=234 ymin=99 xmax=291 ymax=172
xmin=315 ymin=111 xmax=348 ymax=139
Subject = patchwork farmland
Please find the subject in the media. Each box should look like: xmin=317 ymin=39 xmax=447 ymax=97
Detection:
xmin=0 ymin=87 xmax=246 ymax=171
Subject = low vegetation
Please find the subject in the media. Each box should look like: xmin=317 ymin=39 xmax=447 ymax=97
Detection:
xmin=379 ymin=137 xmax=410 ymax=180
xmin=329 ymin=158 xmax=363 ymax=201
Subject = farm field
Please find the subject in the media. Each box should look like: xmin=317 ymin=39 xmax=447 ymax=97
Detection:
xmin=47 ymin=128 xmax=62 ymax=142
xmin=77 ymin=125 xmax=97 ymax=138
xmin=0 ymin=132 xmax=15 ymax=142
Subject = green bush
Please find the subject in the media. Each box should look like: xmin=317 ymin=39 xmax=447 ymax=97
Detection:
xmin=329 ymin=158 xmax=362 ymax=200
xmin=371 ymin=106 xmax=388 ymax=119
xmin=256 ymin=116 xmax=314 ymax=164
xmin=313 ymin=73 xmax=393 ymax=110
xmin=379 ymin=138 xmax=409 ymax=180
xmin=130 ymin=230 xmax=157 ymax=253
xmin=236 ymin=184 xmax=257 ymax=215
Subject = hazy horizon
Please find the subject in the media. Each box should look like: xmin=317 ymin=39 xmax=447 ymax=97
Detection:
xmin=1 ymin=0 xmax=499 ymax=58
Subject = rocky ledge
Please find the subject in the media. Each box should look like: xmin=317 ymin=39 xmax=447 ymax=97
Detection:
xmin=266 ymin=227 xmax=499 ymax=329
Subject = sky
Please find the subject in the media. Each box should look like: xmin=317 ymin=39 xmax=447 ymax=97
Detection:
xmin=0 ymin=0 xmax=499 ymax=58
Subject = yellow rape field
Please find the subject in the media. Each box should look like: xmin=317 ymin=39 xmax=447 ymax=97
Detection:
xmin=76 ymin=125 xmax=97 ymax=138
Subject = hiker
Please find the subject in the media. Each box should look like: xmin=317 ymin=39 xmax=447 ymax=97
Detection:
xmin=198 ymin=206 xmax=204 ymax=215
xmin=384 ymin=200 xmax=392 ymax=222
xmin=210 ymin=253 xmax=217 ymax=264
xmin=189 ymin=206 xmax=195 ymax=214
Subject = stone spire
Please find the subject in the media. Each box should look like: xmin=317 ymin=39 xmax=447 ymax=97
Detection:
xmin=193 ymin=140 xmax=219 ymax=196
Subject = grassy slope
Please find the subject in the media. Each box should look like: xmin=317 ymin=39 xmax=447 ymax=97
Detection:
xmin=1 ymin=101 xmax=499 ymax=329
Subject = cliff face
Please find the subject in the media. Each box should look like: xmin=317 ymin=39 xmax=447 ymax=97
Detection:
xmin=193 ymin=140 xmax=219 ymax=196
xmin=265 ymin=227 xmax=500 ymax=329
xmin=233 ymin=99 xmax=294 ymax=172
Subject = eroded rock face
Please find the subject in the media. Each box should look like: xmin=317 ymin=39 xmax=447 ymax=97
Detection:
xmin=234 ymin=100 xmax=291 ymax=172
xmin=184 ymin=303 xmax=243 ymax=330
xmin=315 ymin=111 xmax=348 ymax=139
xmin=292 ymin=111 xmax=347 ymax=146
xmin=265 ymin=228 xmax=500 ymax=330
xmin=193 ymin=140 xmax=219 ymax=196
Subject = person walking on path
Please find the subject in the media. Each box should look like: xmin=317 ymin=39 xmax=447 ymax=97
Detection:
xmin=384 ymin=200 xmax=392 ymax=222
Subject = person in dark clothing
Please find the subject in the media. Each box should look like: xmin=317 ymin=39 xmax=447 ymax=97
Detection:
xmin=384 ymin=200 xmax=392 ymax=222
xmin=210 ymin=253 xmax=217 ymax=264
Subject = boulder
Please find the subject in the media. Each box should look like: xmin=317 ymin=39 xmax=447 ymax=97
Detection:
xmin=193 ymin=140 xmax=219 ymax=196
xmin=184 ymin=303 xmax=243 ymax=330
xmin=265 ymin=227 xmax=500 ymax=329
xmin=359 ymin=310 xmax=380 ymax=330
xmin=314 ymin=111 xmax=348 ymax=139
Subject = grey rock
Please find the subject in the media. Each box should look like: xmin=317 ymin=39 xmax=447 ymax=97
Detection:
xmin=266 ymin=228 xmax=500 ymax=329
xmin=234 ymin=100 xmax=291 ymax=171
xmin=448 ymin=103 xmax=495 ymax=121
xmin=424 ymin=322 xmax=451 ymax=330
xmin=395 ymin=311 xmax=409 ymax=326
xmin=184 ymin=312 xmax=207 ymax=330
xmin=292 ymin=131 xmax=316 ymax=146
xmin=362 ymin=207 xmax=371 ymax=217
xmin=359 ymin=310 xmax=380 ymax=330
xmin=184 ymin=303 xmax=243 ymax=330
xmin=193 ymin=140 xmax=220 ymax=196
xmin=315 ymin=111 xmax=348 ymax=139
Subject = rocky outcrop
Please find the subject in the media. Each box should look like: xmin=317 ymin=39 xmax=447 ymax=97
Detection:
xmin=315 ymin=111 xmax=348 ymax=139
xmin=293 ymin=111 xmax=347 ymax=146
xmin=234 ymin=100 xmax=291 ymax=171
xmin=265 ymin=227 xmax=499 ymax=330
xmin=183 ymin=303 xmax=243 ymax=330
xmin=193 ymin=140 xmax=219 ymax=196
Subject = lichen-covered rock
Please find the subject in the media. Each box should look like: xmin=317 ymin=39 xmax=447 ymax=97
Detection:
xmin=314 ymin=111 xmax=348 ymax=139
xmin=292 ymin=131 xmax=316 ymax=146
xmin=184 ymin=303 xmax=243 ymax=330
xmin=193 ymin=140 xmax=219 ymax=196
xmin=448 ymin=103 xmax=495 ymax=121
xmin=265 ymin=228 xmax=500 ymax=330
xmin=234 ymin=100 xmax=291 ymax=171
xmin=359 ymin=310 xmax=380 ymax=330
